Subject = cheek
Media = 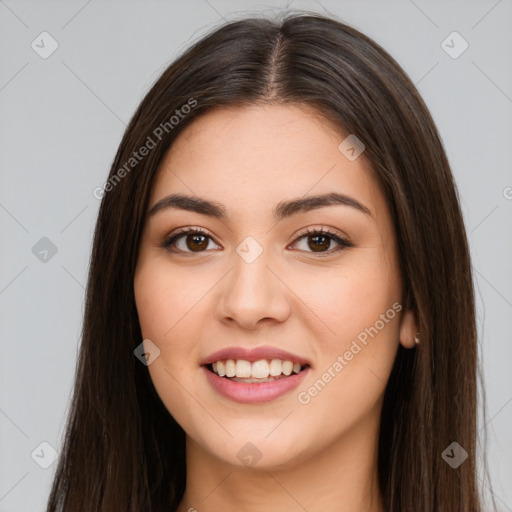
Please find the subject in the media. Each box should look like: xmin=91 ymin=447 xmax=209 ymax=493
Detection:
xmin=290 ymin=253 xmax=401 ymax=408
xmin=134 ymin=260 xmax=210 ymax=391
xmin=294 ymin=309 xmax=400 ymax=443
xmin=134 ymin=263 xmax=206 ymax=433
xmin=290 ymin=255 xmax=400 ymax=343
xmin=134 ymin=261 xmax=203 ymax=342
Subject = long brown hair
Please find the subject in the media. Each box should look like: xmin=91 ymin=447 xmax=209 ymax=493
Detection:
xmin=45 ymin=11 xmax=490 ymax=511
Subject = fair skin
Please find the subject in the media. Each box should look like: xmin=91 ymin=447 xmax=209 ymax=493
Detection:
xmin=134 ymin=103 xmax=418 ymax=512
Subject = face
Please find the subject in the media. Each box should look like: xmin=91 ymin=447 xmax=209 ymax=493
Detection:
xmin=134 ymin=103 xmax=417 ymax=470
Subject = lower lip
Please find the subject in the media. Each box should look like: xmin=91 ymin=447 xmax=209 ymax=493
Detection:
xmin=202 ymin=365 xmax=311 ymax=404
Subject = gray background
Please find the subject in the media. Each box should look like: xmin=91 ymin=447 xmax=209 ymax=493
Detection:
xmin=1 ymin=0 xmax=511 ymax=510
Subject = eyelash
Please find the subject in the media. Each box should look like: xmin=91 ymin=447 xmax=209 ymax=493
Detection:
xmin=159 ymin=226 xmax=352 ymax=257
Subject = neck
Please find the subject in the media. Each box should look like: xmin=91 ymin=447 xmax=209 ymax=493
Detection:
xmin=176 ymin=410 xmax=384 ymax=512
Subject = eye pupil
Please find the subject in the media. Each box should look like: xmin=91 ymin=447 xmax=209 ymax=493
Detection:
xmin=187 ymin=234 xmax=208 ymax=251
xmin=309 ymin=235 xmax=330 ymax=252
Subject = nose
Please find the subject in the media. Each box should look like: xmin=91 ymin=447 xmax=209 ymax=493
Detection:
xmin=215 ymin=247 xmax=291 ymax=330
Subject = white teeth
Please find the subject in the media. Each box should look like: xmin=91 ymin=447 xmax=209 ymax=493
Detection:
xmin=235 ymin=359 xmax=252 ymax=378
xmin=225 ymin=359 xmax=236 ymax=378
xmin=282 ymin=360 xmax=293 ymax=376
xmin=210 ymin=358 xmax=304 ymax=379
xmin=251 ymin=359 xmax=270 ymax=379
xmin=269 ymin=359 xmax=282 ymax=376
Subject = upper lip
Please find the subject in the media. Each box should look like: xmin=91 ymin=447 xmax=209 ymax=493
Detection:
xmin=201 ymin=345 xmax=312 ymax=366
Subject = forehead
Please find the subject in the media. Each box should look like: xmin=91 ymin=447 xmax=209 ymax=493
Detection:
xmin=150 ymin=104 xmax=384 ymax=221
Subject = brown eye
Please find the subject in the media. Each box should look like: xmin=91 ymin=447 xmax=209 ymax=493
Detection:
xmin=307 ymin=233 xmax=331 ymax=252
xmin=161 ymin=228 xmax=219 ymax=253
xmin=292 ymin=228 xmax=352 ymax=256
xmin=183 ymin=233 xmax=209 ymax=252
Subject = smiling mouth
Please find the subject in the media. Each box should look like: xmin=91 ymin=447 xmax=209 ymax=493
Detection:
xmin=204 ymin=359 xmax=311 ymax=384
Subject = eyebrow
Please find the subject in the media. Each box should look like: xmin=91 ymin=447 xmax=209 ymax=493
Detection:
xmin=148 ymin=191 xmax=372 ymax=220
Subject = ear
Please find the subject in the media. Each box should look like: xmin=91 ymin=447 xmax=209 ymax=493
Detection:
xmin=399 ymin=308 xmax=419 ymax=349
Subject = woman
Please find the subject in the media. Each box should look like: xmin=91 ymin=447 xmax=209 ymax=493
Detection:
xmin=46 ymin=11 xmax=491 ymax=511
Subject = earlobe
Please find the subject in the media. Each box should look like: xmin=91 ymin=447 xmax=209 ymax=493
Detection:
xmin=399 ymin=308 xmax=419 ymax=349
